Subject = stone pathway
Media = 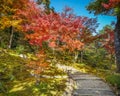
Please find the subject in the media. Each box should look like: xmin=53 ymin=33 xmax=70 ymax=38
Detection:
xmin=71 ymin=72 xmax=115 ymax=96
xmin=57 ymin=64 xmax=116 ymax=96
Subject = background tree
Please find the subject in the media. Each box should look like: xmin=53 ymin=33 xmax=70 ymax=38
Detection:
xmin=0 ymin=0 xmax=29 ymax=49
xmin=87 ymin=0 xmax=120 ymax=72
xmin=36 ymin=0 xmax=54 ymax=13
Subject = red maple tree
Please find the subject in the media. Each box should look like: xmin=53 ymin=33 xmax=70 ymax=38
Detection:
xmin=101 ymin=28 xmax=115 ymax=54
xmin=102 ymin=0 xmax=120 ymax=9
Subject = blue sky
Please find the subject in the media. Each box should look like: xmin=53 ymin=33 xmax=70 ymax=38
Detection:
xmin=50 ymin=0 xmax=116 ymax=32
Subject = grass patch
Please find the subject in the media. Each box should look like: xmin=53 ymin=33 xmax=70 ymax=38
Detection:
xmin=106 ymin=74 xmax=120 ymax=89
xmin=6 ymin=78 xmax=66 ymax=96
xmin=0 ymin=49 xmax=67 ymax=96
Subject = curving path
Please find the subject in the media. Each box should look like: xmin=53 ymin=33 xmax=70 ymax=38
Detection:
xmin=57 ymin=64 xmax=116 ymax=96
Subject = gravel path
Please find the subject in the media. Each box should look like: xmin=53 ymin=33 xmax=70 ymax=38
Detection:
xmin=57 ymin=64 xmax=116 ymax=96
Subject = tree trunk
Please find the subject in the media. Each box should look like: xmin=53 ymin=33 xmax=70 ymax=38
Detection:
xmin=80 ymin=51 xmax=83 ymax=63
xmin=8 ymin=26 xmax=14 ymax=49
xmin=114 ymin=16 xmax=120 ymax=73
xmin=74 ymin=51 xmax=78 ymax=63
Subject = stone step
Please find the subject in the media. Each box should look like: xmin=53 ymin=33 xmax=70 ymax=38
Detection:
xmin=71 ymin=76 xmax=101 ymax=80
xmin=70 ymin=74 xmax=101 ymax=79
xmin=71 ymin=72 xmax=87 ymax=75
xmin=75 ymin=88 xmax=113 ymax=91
xmin=75 ymin=79 xmax=111 ymax=90
xmin=70 ymin=74 xmax=93 ymax=76
xmin=72 ymin=89 xmax=115 ymax=96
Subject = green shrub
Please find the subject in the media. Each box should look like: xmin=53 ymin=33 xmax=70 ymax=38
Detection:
xmin=106 ymin=74 xmax=120 ymax=88
xmin=83 ymin=48 xmax=114 ymax=69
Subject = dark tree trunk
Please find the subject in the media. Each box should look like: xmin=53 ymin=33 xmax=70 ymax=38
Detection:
xmin=80 ymin=51 xmax=83 ymax=63
xmin=114 ymin=16 xmax=120 ymax=73
xmin=8 ymin=26 xmax=14 ymax=49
